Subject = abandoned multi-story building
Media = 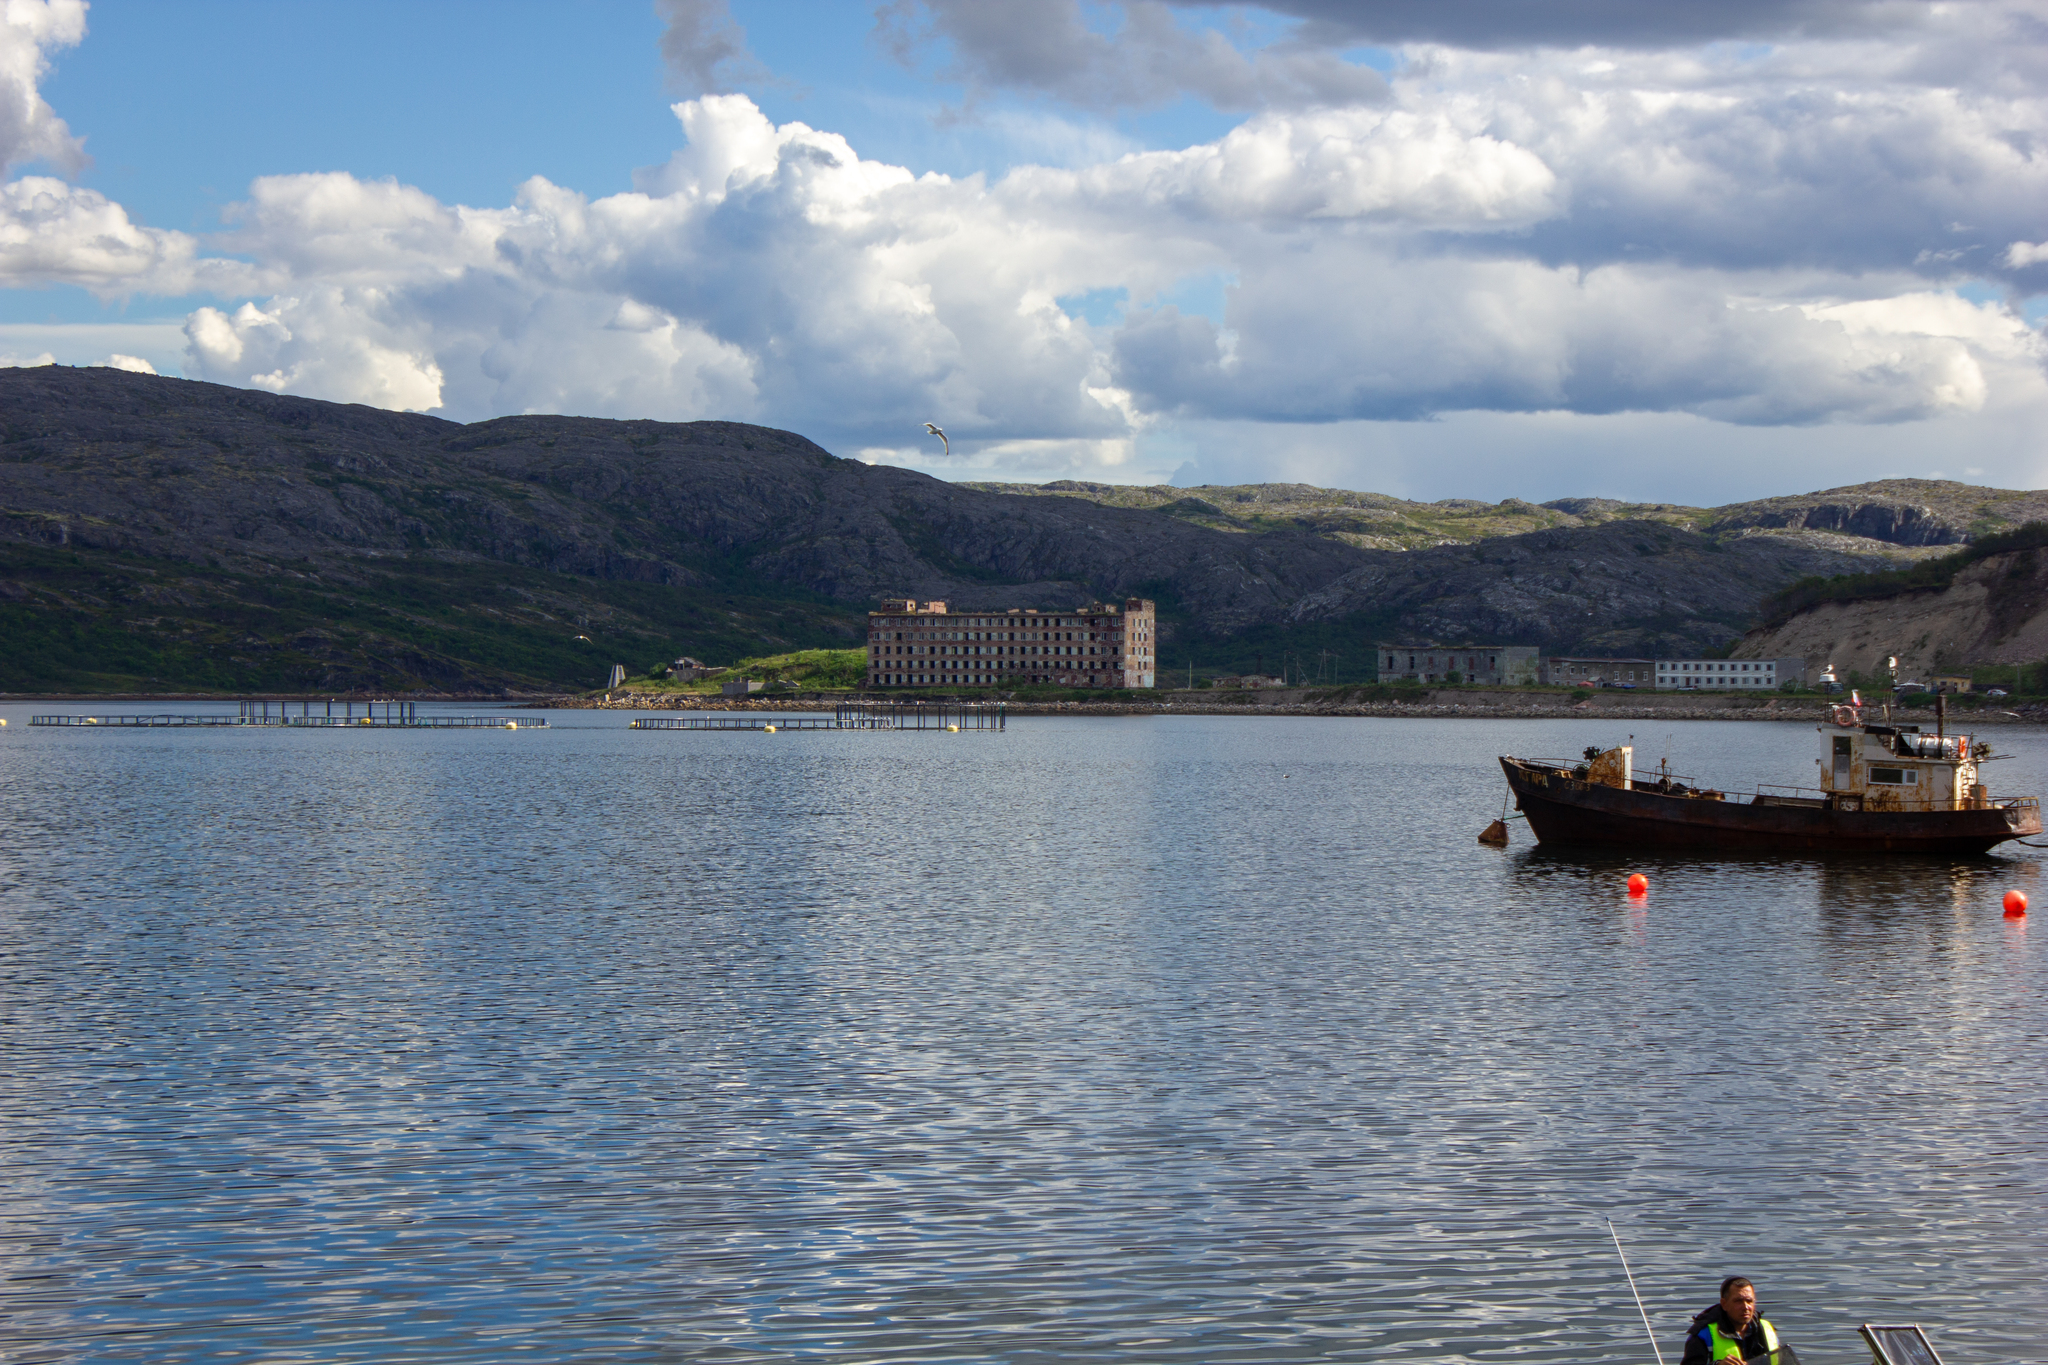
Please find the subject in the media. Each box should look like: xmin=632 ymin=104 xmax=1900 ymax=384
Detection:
xmin=868 ymin=598 xmax=1157 ymax=689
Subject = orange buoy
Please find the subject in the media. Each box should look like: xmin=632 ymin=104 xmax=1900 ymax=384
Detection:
xmin=2004 ymin=889 xmax=2028 ymax=918
xmin=1627 ymin=873 xmax=1648 ymax=896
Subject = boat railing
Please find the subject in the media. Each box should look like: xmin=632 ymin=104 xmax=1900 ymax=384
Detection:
xmin=1629 ymin=774 xmax=1715 ymax=792
xmin=1755 ymin=782 xmax=1830 ymax=800
xmin=1524 ymin=757 xmax=1840 ymax=803
xmin=2000 ymin=795 xmax=2040 ymax=813
xmin=1523 ymin=757 xmax=1751 ymax=797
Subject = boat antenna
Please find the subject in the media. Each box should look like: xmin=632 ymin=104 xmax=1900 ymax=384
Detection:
xmin=1607 ymin=1219 xmax=1666 ymax=1365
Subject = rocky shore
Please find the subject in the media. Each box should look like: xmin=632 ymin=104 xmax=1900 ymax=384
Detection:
xmin=552 ymin=686 xmax=2048 ymax=724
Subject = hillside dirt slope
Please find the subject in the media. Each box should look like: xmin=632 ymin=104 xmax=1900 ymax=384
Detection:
xmin=1737 ymin=547 xmax=2048 ymax=680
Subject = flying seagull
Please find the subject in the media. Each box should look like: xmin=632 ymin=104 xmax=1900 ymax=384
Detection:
xmin=923 ymin=422 xmax=948 ymax=457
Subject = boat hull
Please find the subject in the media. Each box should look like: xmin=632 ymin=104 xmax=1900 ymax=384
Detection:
xmin=1501 ymin=757 xmax=2041 ymax=854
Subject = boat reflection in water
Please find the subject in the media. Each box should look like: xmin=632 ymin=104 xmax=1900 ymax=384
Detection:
xmin=1500 ymin=698 xmax=2041 ymax=854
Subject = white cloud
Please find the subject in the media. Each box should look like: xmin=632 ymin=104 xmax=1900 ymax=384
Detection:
xmin=138 ymin=85 xmax=2045 ymax=466
xmin=0 ymin=0 xmax=86 ymax=173
xmin=0 ymin=176 xmax=237 ymax=294
xmin=100 ymin=353 xmax=155 ymax=373
xmin=1403 ymin=39 xmax=2048 ymax=281
xmin=186 ymin=294 xmax=445 ymax=412
xmin=1018 ymin=105 xmax=1559 ymax=227
xmin=0 ymin=4 xmax=2043 ymax=500
xmin=0 ymin=350 xmax=52 ymax=367
xmin=1113 ymin=254 xmax=2044 ymax=425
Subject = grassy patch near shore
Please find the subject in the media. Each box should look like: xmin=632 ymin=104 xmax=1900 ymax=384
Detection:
xmin=616 ymin=647 xmax=869 ymax=693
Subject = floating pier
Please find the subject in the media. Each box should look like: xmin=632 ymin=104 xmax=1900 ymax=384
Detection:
xmin=30 ymin=700 xmax=544 ymax=729
xmin=631 ymin=701 xmax=1004 ymax=733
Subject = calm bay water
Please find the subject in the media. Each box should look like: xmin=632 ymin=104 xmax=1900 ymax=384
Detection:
xmin=1 ymin=705 xmax=2043 ymax=1364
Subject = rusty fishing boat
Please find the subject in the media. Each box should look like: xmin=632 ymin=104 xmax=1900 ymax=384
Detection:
xmin=1499 ymin=698 xmax=2041 ymax=853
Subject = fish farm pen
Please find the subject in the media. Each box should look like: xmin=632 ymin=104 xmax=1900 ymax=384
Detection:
xmin=631 ymin=701 xmax=1005 ymax=733
xmin=30 ymin=700 xmax=543 ymax=729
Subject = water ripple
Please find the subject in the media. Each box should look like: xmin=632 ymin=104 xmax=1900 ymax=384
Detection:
xmin=1 ymin=710 xmax=2043 ymax=1363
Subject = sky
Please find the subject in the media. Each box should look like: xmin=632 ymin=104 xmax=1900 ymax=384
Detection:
xmin=1 ymin=0 xmax=2045 ymax=506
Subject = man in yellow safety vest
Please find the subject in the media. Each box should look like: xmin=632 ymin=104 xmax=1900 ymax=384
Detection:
xmin=1679 ymin=1277 xmax=1790 ymax=1365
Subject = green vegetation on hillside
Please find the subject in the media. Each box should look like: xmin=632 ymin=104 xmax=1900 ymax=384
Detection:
xmin=960 ymin=479 xmax=1708 ymax=551
xmin=964 ymin=476 xmax=2048 ymax=559
xmin=620 ymin=648 xmax=868 ymax=692
xmin=1759 ymin=521 xmax=2048 ymax=625
xmin=0 ymin=542 xmax=865 ymax=694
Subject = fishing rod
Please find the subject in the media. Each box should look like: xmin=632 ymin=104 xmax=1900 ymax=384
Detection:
xmin=1607 ymin=1219 xmax=1666 ymax=1365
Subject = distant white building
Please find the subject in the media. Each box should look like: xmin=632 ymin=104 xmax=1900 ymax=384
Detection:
xmin=1657 ymin=657 xmax=1805 ymax=690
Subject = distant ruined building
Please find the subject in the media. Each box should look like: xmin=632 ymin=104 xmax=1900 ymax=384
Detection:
xmin=869 ymin=598 xmax=1157 ymax=689
xmin=1376 ymin=643 xmax=1539 ymax=686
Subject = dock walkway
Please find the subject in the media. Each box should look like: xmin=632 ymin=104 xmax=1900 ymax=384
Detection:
xmin=631 ymin=701 xmax=1003 ymax=733
xmin=31 ymin=700 xmax=542 ymax=730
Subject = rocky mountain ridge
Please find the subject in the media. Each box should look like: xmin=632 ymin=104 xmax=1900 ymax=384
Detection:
xmin=0 ymin=366 xmax=2027 ymax=691
xmin=964 ymin=477 xmax=2048 ymax=553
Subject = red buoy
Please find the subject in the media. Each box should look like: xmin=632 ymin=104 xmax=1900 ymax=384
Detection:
xmin=2004 ymin=889 xmax=2028 ymax=918
xmin=1627 ymin=873 xmax=1649 ymax=896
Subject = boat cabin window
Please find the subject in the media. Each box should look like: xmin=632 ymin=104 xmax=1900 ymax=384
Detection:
xmin=1870 ymin=767 xmax=1916 ymax=785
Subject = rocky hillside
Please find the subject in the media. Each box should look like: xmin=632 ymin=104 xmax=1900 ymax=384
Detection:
xmin=1738 ymin=542 xmax=2048 ymax=682
xmin=960 ymin=479 xmax=1702 ymax=551
xmin=0 ymin=367 xmax=1361 ymax=625
xmin=967 ymin=477 xmax=2048 ymax=554
xmin=0 ymin=367 xmax=2019 ymax=692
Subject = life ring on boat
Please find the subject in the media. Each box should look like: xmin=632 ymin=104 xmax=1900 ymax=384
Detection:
xmin=1830 ymin=704 xmax=1858 ymax=727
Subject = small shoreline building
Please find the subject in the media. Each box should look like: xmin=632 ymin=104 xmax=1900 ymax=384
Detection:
xmin=1376 ymin=643 xmax=1539 ymax=686
xmin=1656 ymin=657 xmax=1805 ymax=690
xmin=868 ymin=598 xmax=1157 ymax=689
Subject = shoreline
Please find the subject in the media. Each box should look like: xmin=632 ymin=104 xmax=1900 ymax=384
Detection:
xmin=554 ymin=686 xmax=2048 ymax=724
xmin=7 ymin=687 xmax=2042 ymax=724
